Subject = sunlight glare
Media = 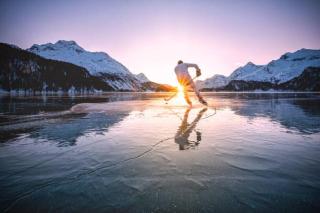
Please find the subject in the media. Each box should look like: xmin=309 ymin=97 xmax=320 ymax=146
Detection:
xmin=171 ymin=84 xmax=187 ymax=105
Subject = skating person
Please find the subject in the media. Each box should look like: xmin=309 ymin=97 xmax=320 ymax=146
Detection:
xmin=174 ymin=60 xmax=207 ymax=106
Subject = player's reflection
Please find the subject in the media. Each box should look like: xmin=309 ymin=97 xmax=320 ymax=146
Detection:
xmin=174 ymin=107 xmax=207 ymax=150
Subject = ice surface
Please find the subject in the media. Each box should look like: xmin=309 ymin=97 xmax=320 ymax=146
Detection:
xmin=0 ymin=93 xmax=320 ymax=212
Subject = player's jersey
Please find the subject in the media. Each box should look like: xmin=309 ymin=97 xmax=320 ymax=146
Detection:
xmin=174 ymin=63 xmax=199 ymax=85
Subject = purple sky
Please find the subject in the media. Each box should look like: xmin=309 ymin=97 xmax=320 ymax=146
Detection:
xmin=1 ymin=0 xmax=320 ymax=84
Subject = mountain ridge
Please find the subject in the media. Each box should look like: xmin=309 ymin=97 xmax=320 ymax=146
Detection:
xmin=197 ymin=48 xmax=320 ymax=90
xmin=201 ymin=67 xmax=320 ymax=92
xmin=27 ymin=40 xmax=141 ymax=91
xmin=134 ymin=73 xmax=150 ymax=83
xmin=0 ymin=43 xmax=114 ymax=94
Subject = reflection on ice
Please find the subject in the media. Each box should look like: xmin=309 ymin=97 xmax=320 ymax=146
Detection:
xmin=175 ymin=107 xmax=208 ymax=150
xmin=230 ymin=97 xmax=320 ymax=134
xmin=32 ymin=113 xmax=129 ymax=146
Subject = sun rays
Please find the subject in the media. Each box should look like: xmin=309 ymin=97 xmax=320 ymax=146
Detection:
xmin=169 ymin=84 xmax=186 ymax=105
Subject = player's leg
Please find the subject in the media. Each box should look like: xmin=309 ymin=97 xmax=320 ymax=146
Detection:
xmin=178 ymin=75 xmax=193 ymax=106
xmin=190 ymin=81 xmax=208 ymax=105
xmin=183 ymin=85 xmax=192 ymax=106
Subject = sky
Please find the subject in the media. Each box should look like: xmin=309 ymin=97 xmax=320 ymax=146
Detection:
xmin=1 ymin=0 xmax=320 ymax=84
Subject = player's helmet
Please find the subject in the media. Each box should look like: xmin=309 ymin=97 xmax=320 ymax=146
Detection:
xmin=178 ymin=60 xmax=183 ymax=64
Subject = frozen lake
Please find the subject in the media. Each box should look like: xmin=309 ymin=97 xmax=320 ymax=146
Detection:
xmin=0 ymin=93 xmax=320 ymax=212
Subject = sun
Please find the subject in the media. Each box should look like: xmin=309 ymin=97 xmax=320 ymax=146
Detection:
xmin=177 ymin=84 xmax=184 ymax=93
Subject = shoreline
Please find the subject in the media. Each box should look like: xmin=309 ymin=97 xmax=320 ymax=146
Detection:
xmin=1 ymin=90 xmax=319 ymax=97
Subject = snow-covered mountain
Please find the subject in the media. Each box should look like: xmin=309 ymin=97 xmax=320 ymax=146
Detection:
xmin=197 ymin=49 xmax=320 ymax=89
xmin=228 ymin=62 xmax=264 ymax=81
xmin=28 ymin=40 xmax=141 ymax=91
xmin=0 ymin=43 xmax=114 ymax=94
xmin=196 ymin=74 xmax=228 ymax=89
xmin=134 ymin=73 xmax=150 ymax=83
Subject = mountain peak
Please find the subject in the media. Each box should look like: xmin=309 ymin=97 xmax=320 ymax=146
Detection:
xmin=280 ymin=48 xmax=320 ymax=60
xmin=213 ymin=74 xmax=226 ymax=78
xmin=245 ymin=61 xmax=256 ymax=67
xmin=135 ymin=73 xmax=149 ymax=83
xmin=55 ymin=40 xmax=78 ymax=46
xmin=29 ymin=40 xmax=84 ymax=53
xmin=54 ymin=40 xmax=84 ymax=51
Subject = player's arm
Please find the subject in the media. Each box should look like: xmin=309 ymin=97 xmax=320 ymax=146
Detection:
xmin=185 ymin=63 xmax=200 ymax=70
xmin=185 ymin=63 xmax=201 ymax=77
